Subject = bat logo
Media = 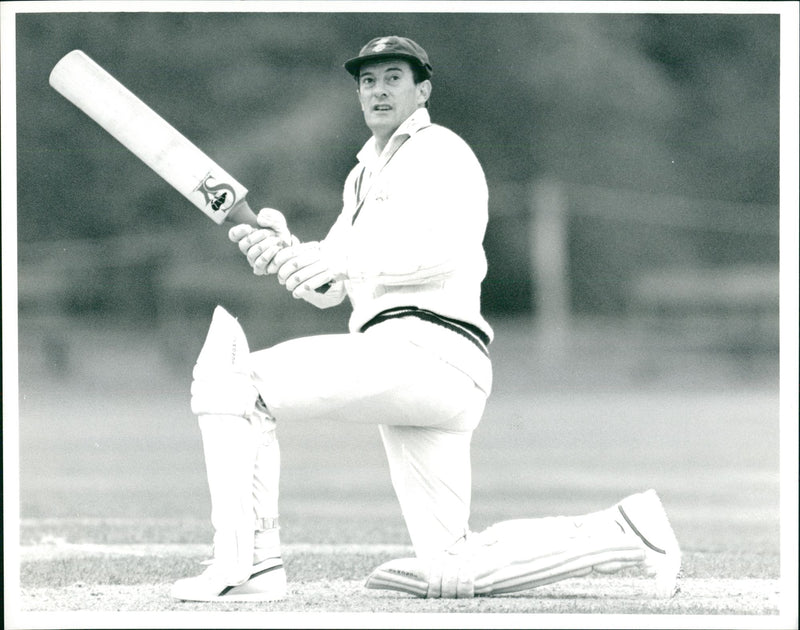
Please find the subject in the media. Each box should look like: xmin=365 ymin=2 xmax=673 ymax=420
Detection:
xmin=195 ymin=173 xmax=236 ymax=213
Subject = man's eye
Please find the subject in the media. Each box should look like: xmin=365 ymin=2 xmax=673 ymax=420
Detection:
xmin=360 ymin=77 xmax=374 ymax=87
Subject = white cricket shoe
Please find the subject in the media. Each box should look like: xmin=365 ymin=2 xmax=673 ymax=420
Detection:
xmin=616 ymin=489 xmax=682 ymax=598
xmin=170 ymin=557 xmax=287 ymax=602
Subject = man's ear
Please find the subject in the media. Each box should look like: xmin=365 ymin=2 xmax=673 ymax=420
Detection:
xmin=417 ymin=79 xmax=432 ymax=106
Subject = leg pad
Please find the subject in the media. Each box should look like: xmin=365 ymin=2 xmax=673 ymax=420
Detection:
xmin=365 ymin=537 xmax=645 ymax=599
xmin=190 ymin=306 xmax=259 ymax=417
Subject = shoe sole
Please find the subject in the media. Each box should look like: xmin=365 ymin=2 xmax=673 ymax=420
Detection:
xmin=171 ymin=561 xmax=287 ymax=602
xmin=171 ymin=590 xmax=287 ymax=602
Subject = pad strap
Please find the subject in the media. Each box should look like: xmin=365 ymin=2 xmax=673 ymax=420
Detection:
xmin=256 ymin=517 xmax=279 ymax=531
xmin=439 ymin=553 xmax=475 ymax=598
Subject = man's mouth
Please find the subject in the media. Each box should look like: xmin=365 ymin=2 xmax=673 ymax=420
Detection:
xmin=373 ymin=104 xmax=392 ymax=111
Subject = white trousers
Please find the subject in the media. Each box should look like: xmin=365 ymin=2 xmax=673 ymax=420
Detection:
xmin=249 ymin=318 xmax=491 ymax=558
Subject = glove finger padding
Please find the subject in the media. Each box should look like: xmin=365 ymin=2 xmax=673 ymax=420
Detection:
xmin=228 ymin=223 xmax=254 ymax=244
xmin=275 ymin=242 xmax=345 ymax=289
xmin=252 ymin=240 xmax=288 ymax=276
xmin=285 ymin=260 xmax=334 ymax=293
xmin=274 ymin=243 xmax=320 ymax=283
xmin=256 ymin=208 xmax=291 ymax=241
xmin=238 ymin=229 xmax=280 ymax=258
xmin=246 ymin=235 xmax=287 ymax=271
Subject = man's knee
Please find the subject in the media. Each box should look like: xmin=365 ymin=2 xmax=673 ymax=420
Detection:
xmin=190 ymin=306 xmax=260 ymax=417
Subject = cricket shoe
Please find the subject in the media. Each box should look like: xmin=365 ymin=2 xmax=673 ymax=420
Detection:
xmin=170 ymin=557 xmax=287 ymax=602
xmin=615 ymin=489 xmax=682 ymax=598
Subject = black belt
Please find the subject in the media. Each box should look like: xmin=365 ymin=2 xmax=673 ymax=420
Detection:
xmin=360 ymin=306 xmax=490 ymax=357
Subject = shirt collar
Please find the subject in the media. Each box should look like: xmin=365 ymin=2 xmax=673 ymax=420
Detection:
xmin=357 ymin=108 xmax=432 ymax=167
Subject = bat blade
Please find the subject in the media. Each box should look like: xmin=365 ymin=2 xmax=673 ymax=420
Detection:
xmin=49 ymin=50 xmax=331 ymax=293
xmin=49 ymin=49 xmax=255 ymax=225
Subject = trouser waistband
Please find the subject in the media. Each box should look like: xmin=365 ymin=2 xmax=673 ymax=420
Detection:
xmin=360 ymin=307 xmax=490 ymax=357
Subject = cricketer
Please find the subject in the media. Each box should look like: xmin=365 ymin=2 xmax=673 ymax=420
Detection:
xmin=170 ymin=36 xmax=681 ymax=601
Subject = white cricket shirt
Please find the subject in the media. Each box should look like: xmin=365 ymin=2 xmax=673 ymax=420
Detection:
xmin=315 ymin=108 xmax=494 ymax=391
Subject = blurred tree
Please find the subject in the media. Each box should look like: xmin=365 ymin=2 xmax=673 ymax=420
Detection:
xmin=15 ymin=12 xmax=779 ymax=320
xmin=642 ymin=14 xmax=779 ymax=204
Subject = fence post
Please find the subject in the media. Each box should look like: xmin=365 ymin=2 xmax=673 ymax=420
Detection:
xmin=530 ymin=178 xmax=570 ymax=351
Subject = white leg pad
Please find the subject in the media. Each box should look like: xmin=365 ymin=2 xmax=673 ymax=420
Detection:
xmin=367 ymin=493 xmax=680 ymax=599
xmin=366 ymin=529 xmax=645 ymax=599
xmin=472 ymin=538 xmax=645 ymax=595
xmin=251 ymin=406 xmax=282 ymax=562
xmin=466 ymin=513 xmax=646 ymax=595
xmin=198 ymin=413 xmax=259 ymax=585
xmin=191 ymin=306 xmax=259 ymax=418
xmin=437 ymin=552 xmax=475 ymax=598
xmin=364 ymin=557 xmax=430 ymax=598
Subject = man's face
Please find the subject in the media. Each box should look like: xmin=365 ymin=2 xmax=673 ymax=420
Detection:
xmin=357 ymin=59 xmax=430 ymax=140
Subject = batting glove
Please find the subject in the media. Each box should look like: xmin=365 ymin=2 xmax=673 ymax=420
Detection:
xmin=273 ymin=241 xmax=347 ymax=298
xmin=228 ymin=208 xmax=298 ymax=276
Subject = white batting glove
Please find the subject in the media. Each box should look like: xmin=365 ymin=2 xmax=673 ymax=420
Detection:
xmin=228 ymin=208 xmax=298 ymax=276
xmin=273 ymin=241 xmax=347 ymax=298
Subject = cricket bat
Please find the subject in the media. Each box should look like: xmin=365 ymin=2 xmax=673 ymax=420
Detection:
xmin=49 ymin=49 xmax=331 ymax=292
xmin=49 ymin=49 xmax=258 ymax=226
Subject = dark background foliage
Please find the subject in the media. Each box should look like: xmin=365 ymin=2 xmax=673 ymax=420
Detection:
xmin=14 ymin=11 xmax=779 ymax=326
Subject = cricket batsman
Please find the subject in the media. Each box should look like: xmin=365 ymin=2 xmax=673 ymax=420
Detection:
xmin=170 ymin=36 xmax=681 ymax=602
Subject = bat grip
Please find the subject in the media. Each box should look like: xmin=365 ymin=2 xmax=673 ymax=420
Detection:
xmin=226 ymin=199 xmax=260 ymax=227
xmin=226 ymin=199 xmax=332 ymax=294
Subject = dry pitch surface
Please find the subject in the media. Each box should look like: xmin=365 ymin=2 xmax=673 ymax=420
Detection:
xmin=16 ymin=538 xmax=780 ymax=618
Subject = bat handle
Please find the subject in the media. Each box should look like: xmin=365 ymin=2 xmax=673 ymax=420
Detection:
xmin=226 ymin=198 xmax=260 ymax=227
xmin=225 ymin=199 xmax=332 ymax=294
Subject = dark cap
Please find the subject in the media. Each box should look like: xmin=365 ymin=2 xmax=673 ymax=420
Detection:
xmin=344 ymin=36 xmax=432 ymax=79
